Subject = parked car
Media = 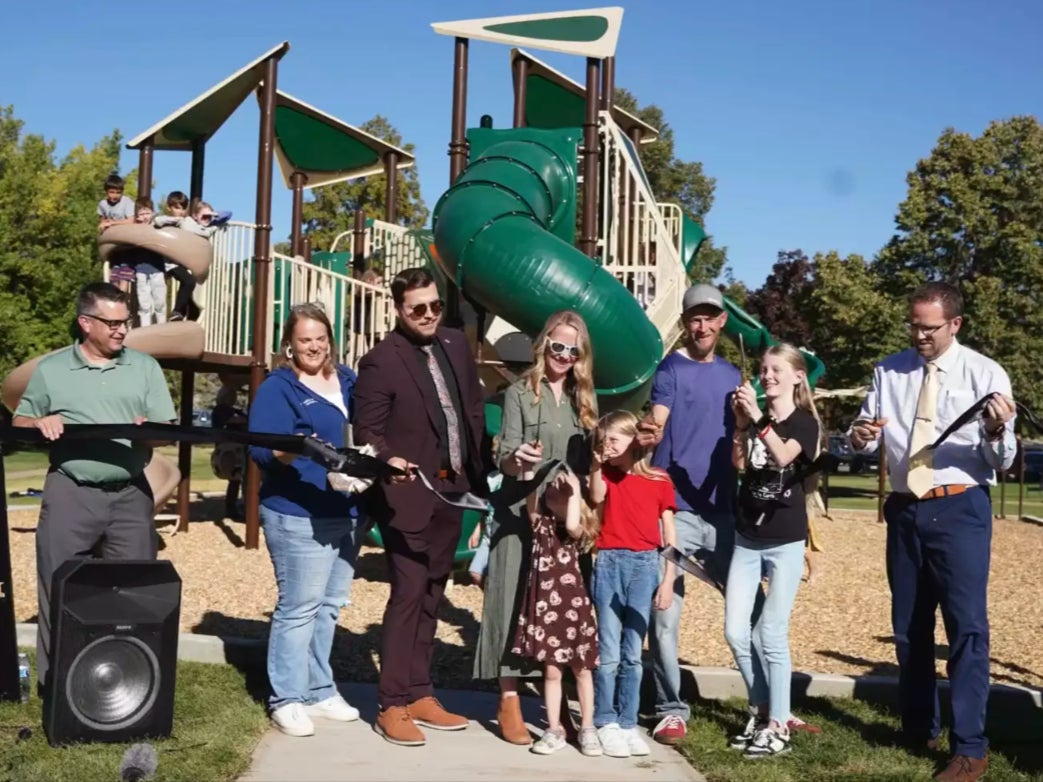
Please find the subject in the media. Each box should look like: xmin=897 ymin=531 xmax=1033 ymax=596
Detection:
xmin=828 ymin=434 xmax=879 ymax=474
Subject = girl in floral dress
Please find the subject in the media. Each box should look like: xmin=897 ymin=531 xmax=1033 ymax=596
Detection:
xmin=511 ymin=465 xmax=601 ymax=756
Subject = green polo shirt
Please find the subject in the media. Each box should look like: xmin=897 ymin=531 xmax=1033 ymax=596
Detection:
xmin=14 ymin=343 xmax=177 ymax=484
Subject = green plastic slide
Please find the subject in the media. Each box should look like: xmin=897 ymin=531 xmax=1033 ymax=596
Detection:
xmin=432 ymin=127 xmax=663 ymax=409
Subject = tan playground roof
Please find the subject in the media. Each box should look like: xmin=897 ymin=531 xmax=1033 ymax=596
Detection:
xmin=126 ymin=42 xmax=291 ymax=151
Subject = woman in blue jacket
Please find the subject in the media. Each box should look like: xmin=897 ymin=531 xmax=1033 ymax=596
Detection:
xmin=249 ymin=303 xmax=363 ymax=738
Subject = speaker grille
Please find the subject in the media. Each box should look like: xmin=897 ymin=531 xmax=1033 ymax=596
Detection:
xmin=65 ymin=636 xmax=160 ymax=731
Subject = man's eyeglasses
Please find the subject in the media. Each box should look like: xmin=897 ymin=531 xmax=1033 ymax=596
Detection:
xmin=906 ymin=321 xmax=950 ymax=337
xmin=404 ymin=300 xmax=443 ymax=319
xmin=548 ymin=340 xmax=580 ymax=359
xmin=81 ymin=314 xmax=132 ymax=330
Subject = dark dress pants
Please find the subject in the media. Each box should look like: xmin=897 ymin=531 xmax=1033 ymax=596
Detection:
xmin=377 ymin=500 xmax=463 ymax=709
xmin=884 ymin=486 xmax=992 ymax=759
xmin=35 ymin=471 xmax=156 ymax=691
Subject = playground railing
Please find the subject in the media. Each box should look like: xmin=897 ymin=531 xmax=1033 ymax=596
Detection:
xmin=597 ymin=113 xmax=687 ymax=350
xmin=266 ymin=251 xmax=394 ymax=369
xmin=367 ymin=219 xmax=428 ymax=282
xmin=202 ymin=220 xmax=259 ymax=357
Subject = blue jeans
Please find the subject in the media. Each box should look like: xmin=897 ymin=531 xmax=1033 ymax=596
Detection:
xmin=261 ymin=506 xmax=362 ymax=710
xmin=592 ymin=548 xmax=660 ymax=729
xmin=649 ymin=509 xmax=734 ymax=720
xmin=885 ymin=488 xmax=991 ymax=758
xmin=468 ymin=526 xmax=491 ymax=576
xmin=724 ymin=535 xmax=805 ymax=724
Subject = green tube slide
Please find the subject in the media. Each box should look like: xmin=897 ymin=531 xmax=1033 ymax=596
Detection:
xmin=432 ymin=127 xmax=663 ymax=408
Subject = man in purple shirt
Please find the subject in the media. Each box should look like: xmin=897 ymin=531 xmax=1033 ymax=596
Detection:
xmin=640 ymin=283 xmax=741 ymax=745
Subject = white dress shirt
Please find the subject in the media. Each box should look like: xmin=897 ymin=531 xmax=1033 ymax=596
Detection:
xmin=849 ymin=340 xmax=1016 ymax=494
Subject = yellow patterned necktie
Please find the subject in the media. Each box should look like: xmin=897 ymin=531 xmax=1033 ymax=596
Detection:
xmin=907 ymin=361 xmax=939 ymax=497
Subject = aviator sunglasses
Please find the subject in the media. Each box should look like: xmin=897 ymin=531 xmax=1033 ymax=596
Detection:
xmin=548 ymin=340 xmax=580 ymax=359
xmin=404 ymin=299 xmax=444 ymax=319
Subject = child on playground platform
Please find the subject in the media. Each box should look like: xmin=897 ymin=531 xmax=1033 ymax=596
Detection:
xmin=725 ymin=343 xmax=821 ymax=759
xmin=510 ymin=464 xmax=601 ymax=757
xmin=588 ymin=410 xmax=677 ymax=759
xmin=153 ymin=191 xmax=199 ymax=321
xmin=98 ymin=174 xmax=136 ymax=293
xmin=97 ymin=173 xmax=135 ymax=233
xmin=131 ymin=198 xmax=168 ymax=326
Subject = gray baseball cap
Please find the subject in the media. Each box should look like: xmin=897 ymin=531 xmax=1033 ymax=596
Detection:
xmin=682 ymin=283 xmax=724 ymax=313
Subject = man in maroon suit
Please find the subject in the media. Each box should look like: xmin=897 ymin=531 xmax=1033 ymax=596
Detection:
xmin=354 ymin=267 xmax=488 ymax=746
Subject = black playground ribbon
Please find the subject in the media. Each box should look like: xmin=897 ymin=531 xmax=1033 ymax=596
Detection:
xmin=0 ymin=423 xmax=402 ymax=480
xmin=929 ymin=394 xmax=1041 ymax=451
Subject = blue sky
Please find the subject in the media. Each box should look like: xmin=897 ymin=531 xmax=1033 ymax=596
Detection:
xmin=2 ymin=0 xmax=1040 ymax=287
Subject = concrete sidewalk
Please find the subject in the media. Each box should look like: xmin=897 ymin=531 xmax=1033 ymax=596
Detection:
xmin=239 ymin=682 xmax=705 ymax=782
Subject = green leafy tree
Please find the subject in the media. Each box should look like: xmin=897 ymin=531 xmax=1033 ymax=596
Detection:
xmin=299 ymin=116 xmax=428 ymax=254
xmin=613 ymin=88 xmax=727 ymax=281
xmin=0 ymin=106 xmax=123 ymax=377
xmin=875 ymin=116 xmax=1043 ymax=411
xmin=805 ymin=251 xmax=906 ymax=392
xmin=745 ymin=250 xmax=814 ymax=348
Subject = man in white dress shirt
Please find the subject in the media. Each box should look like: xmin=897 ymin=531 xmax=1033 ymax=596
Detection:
xmin=850 ymin=282 xmax=1016 ymax=782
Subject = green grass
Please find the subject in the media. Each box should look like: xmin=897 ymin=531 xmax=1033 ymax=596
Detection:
xmin=3 ymin=446 xmax=226 ymax=506
xmin=0 ymin=652 xmax=268 ymax=782
xmin=823 ymin=472 xmax=1041 ymax=518
xmin=681 ymin=696 xmax=1043 ymax=782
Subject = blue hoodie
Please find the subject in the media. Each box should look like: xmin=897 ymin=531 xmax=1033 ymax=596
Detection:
xmin=248 ymin=364 xmax=358 ymax=519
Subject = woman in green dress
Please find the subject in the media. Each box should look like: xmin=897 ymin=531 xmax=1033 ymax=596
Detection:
xmin=474 ymin=310 xmax=599 ymax=745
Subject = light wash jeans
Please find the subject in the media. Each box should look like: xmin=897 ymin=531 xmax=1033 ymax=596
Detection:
xmin=724 ymin=534 xmax=805 ymax=724
xmin=649 ymin=509 xmax=735 ymax=720
xmin=135 ymin=271 xmax=167 ymax=326
xmin=592 ymin=548 xmax=659 ymax=729
xmin=468 ymin=525 xmax=491 ymax=576
xmin=261 ymin=506 xmax=362 ymax=710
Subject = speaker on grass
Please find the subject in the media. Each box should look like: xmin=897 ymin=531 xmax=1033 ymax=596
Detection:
xmin=43 ymin=559 xmax=181 ymax=746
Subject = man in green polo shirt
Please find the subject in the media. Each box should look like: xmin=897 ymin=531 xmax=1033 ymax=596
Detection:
xmin=12 ymin=282 xmax=176 ymax=693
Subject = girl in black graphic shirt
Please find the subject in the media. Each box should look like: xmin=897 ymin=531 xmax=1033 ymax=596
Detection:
xmin=725 ymin=344 xmax=821 ymax=758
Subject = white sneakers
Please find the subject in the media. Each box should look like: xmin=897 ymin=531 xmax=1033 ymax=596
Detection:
xmin=595 ymin=723 xmax=650 ymax=758
xmin=272 ymin=694 xmax=360 ymax=737
xmin=271 ymin=703 xmax=315 ymax=737
xmin=305 ymin=694 xmax=361 ymax=722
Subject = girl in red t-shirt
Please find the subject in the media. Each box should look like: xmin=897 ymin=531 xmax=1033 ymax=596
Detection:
xmin=587 ymin=411 xmax=678 ymax=758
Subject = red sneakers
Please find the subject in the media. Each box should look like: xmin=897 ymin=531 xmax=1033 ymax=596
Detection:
xmin=652 ymin=714 xmax=687 ymax=745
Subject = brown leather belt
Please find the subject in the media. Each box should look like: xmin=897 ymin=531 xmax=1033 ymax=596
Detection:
xmin=917 ymin=484 xmax=972 ymax=501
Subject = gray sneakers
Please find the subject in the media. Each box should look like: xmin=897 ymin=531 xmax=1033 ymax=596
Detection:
xmin=531 ymin=726 xmax=567 ymax=755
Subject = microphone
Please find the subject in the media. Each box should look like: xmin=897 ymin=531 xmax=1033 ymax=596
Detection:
xmin=119 ymin=743 xmax=158 ymax=781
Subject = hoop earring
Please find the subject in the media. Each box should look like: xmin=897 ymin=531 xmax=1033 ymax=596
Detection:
xmin=285 ymin=347 xmax=294 ymax=360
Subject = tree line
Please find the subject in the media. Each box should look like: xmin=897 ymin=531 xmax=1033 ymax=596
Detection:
xmin=1 ymin=101 xmax=1040 ymax=423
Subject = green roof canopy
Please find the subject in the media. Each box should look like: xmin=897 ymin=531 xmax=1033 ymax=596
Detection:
xmin=270 ymin=91 xmax=415 ymax=191
xmin=126 ymin=42 xmax=290 ymax=151
xmin=511 ymin=48 xmax=659 ymax=143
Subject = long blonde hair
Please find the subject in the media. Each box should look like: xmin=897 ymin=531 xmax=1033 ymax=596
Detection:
xmin=594 ymin=410 xmax=668 ymax=481
xmin=523 ymin=310 xmax=598 ymax=430
xmin=539 ymin=478 xmax=601 ymax=548
xmin=763 ymin=343 xmax=821 ymax=431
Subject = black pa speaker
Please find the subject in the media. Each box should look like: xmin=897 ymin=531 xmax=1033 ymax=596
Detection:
xmin=44 ymin=559 xmax=181 ymax=746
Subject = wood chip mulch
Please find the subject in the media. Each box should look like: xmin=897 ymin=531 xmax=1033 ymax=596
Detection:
xmin=8 ymin=504 xmax=1042 ymax=690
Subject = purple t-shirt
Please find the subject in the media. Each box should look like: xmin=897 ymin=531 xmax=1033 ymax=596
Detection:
xmin=649 ymin=351 xmax=740 ymax=515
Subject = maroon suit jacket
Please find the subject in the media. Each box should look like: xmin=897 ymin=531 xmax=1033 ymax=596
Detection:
xmin=353 ymin=326 xmax=487 ymax=532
